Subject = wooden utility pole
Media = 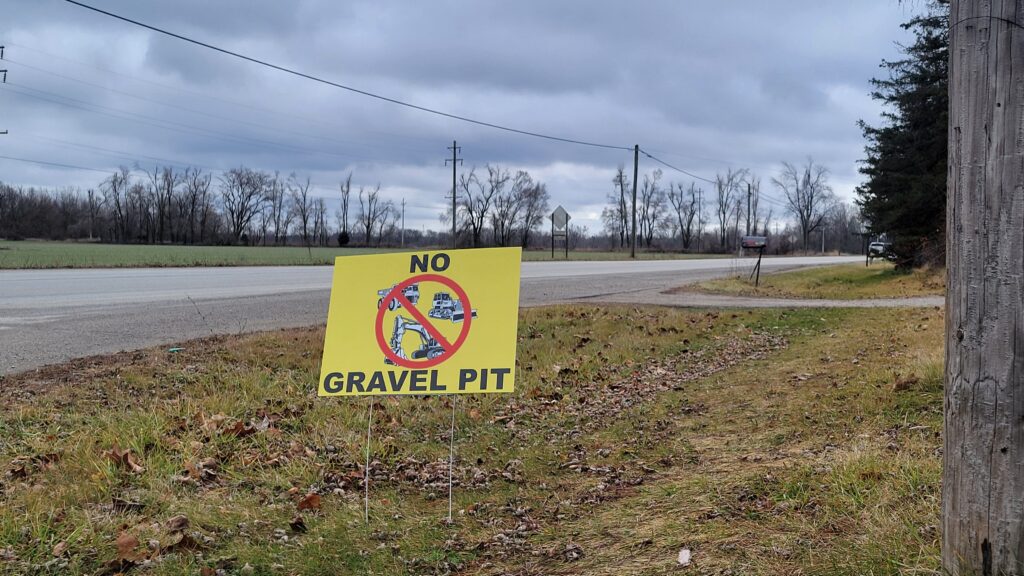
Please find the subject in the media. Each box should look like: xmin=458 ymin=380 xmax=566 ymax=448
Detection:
xmin=630 ymin=144 xmax=639 ymax=259
xmin=400 ymin=198 xmax=406 ymax=248
xmin=944 ymin=3 xmax=1024 ymax=574
xmin=697 ymin=187 xmax=702 ymax=253
xmin=1 ymin=47 xmax=7 ymax=135
xmin=445 ymin=141 xmax=462 ymax=249
xmin=745 ymin=182 xmax=752 ymax=236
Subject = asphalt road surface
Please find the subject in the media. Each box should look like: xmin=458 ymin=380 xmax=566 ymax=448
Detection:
xmin=0 ymin=256 xmax=861 ymax=375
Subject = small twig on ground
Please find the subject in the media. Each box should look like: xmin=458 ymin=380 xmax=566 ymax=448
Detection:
xmin=186 ymin=295 xmax=216 ymax=336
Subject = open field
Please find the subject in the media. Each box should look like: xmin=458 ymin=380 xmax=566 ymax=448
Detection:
xmin=0 ymin=241 xmax=723 ymax=269
xmin=687 ymin=262 xmax=946 ymax=300
xmin=0 ymin=304 xmax=943 ymax=575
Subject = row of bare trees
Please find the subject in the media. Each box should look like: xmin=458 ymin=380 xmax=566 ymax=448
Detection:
xmin=601 ymin=158 xmax=837 ymax=252
xmin=0 ymin=165 xmax=404 ymax=247
xmin=446 ymin=164 xmax=551 ymax=248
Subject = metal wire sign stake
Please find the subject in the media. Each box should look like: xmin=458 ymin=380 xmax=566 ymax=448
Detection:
xmin=364 ymin=398 xmax=374 ymax=524
xmin=448 ymin=396 xmax=457 ymax=523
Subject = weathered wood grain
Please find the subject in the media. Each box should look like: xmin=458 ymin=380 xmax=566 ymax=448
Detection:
xmin=945 ymin=1 xmax=1024 ymax=574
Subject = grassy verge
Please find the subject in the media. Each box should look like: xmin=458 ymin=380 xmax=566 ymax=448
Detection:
xmin=0 ymin=305 xmax=943 ymax=575
xmin=0 ymin=241 xmax=721 ymax=269
xmin=687 ymin=262 xmax=945 ymax=300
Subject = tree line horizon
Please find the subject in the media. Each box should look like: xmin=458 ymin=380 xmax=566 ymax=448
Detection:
xmin=0 ymin=155 xmax=869 ymax=255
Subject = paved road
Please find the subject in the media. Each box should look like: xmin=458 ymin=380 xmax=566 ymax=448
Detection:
xmin=0 ymin=256 xmax=861 ymax=375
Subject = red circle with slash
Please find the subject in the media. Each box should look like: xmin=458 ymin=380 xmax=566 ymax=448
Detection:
xmin=375 ymin=273 xmax=472 ymax=369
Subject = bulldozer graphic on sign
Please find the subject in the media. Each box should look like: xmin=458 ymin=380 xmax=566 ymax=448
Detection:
xmin=379 ymin=284 xmax=478 ymax=365
xmin=427 ymin=291 xmax=477 ymax=323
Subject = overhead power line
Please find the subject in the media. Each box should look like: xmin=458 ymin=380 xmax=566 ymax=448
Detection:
xmin=1 ymin=82 xmax=381 ymax=163
xmin=0 ymin=153 xmax=112 ymax=173
xmin=3 ymin=57 xmax=431 ymax=157
xmin=639 ymin=148 xmax=716 ymax=184
xmin=638 ymin=147 xmax=790 ymax=210
xmin=63 ymin=0 xmax=632 ymax=152
xmin=4 ymin=41 xmax=443 ymax=149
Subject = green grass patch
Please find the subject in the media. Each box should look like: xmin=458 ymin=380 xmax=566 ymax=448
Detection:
xmin=689 ymin=262 xmax=945 ymax=300
xmin=0 ymin=305 xmax=944 ymax=574
xmin=0 ymin=240 xmax=723 ymax=269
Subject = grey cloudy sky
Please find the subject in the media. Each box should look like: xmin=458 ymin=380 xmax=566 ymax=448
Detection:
xmin=1 ymin=1 xmax=915 ymax=232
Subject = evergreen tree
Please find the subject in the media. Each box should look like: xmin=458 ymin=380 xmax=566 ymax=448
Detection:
xmin=856 ymin=1 xmax=948 ymax=269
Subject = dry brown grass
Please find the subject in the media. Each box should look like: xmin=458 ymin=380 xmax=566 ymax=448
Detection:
xmin=0 ymin=305 xmax=944 ymax=575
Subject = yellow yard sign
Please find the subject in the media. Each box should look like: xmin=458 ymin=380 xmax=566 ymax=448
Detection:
xmin=319 ymin=247 xmax=521 ymax=396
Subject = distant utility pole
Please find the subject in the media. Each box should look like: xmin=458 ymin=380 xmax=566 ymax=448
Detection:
xmin=745 ymin=182 xmax=752 ymax=236
xmin=630 ymin=144 xmax=639 ymax=259
xmin=697 ymin=187 xmax=702 ymax=253
xmin=1 ymin=47 xmax=7 ymax=135
xmin=821 ymin=226 xmax=825 ymax=254
xmin=445 ymin=141 xmax=462 ymax=250
xmin=400 ymin=198 xmax=406 ymax=248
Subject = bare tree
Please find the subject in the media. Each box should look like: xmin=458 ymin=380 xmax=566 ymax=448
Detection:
xmin=261 ymin=172 xmax=286 ymax=245
xmin=772 ymin=159 xmax=834 ymax=250
xmin=337 ymin=172 xmax=352 ymax=245
xmin=458 ymin=164 xmax=505 ymax=247
xmin=357 ymin=184 xmax=387 ymax=245
xmin=219 ymin=167 xmax=269 ymax=244
xmin=288 ymin=173 xmax=314 ymax=249
xmin=614 ymin=167 xmax=630 ymax=247
xmin=518 ymin=181 xmax=550 ymax=248
xmin=375 ymin=201 xmax=398 ymax=246
xmin=86 ymin=188 xmax=102 ymax=240
xmin=668 ymin=182 xmax=700 ymax=250
xmin=102 ymin=167 xmax=131 ymax=242
xmin=714 ymin=169 xmax=746 ymax=250
xmin=491 ymin=170 xmax=530 ymax=247
xmin=637 ymin=169 xmax=666 ymax=247
xmin=144 ymin=166 xmax=181 ymax=244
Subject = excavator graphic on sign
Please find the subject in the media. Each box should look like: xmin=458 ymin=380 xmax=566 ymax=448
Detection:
xmin=384 ymin=316 xmax=446 ymax=365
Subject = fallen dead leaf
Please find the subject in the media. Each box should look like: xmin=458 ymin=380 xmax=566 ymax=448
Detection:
xmin=166 ymin=514 xmax=190 ymax=533
xmin=222 ymin=420 xmax=256 ymax=438
xmin=164 ymin=531 xmax=203 ymax=553
xmin=103 ymin=443 xmax=145 ymax=474
xmin=297 ymin=493 xmax=321 ymax=511
xmin=893 ymin=373 xmax=920 ymax=392
xmin=52 ymin=541 xmax=67 ymax=557
xmin=116 ymin=532 xmax=141 ymax=561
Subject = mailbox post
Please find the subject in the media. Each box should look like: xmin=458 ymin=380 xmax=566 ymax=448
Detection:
xmin=741 ymin=236 xmax=768 ymax=287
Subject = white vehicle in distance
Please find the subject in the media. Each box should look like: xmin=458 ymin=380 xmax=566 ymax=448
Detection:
xmin=868 ymin=241 xmax=893 ymax=259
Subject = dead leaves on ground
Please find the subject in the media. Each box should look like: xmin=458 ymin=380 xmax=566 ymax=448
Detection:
xmin=100 ymin=514 xmax=206 ymax=574
xmin=103 ymin=443 xmax=145 ymax=474
xmin=296 ymin=492 xmax=321 ymax=511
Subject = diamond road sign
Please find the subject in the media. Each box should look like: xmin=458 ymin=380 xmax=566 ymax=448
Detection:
xmin=551 ymin=205 xmax=570 ymax=231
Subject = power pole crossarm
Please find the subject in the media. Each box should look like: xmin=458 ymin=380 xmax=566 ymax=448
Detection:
xmin=445 ymin=141 xmax=462 ymax=250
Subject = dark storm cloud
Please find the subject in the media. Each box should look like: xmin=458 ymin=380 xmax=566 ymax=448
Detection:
xmin=1 ymin=0 xmax=916 ymax=230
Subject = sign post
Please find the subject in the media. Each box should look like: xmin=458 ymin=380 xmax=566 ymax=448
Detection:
xmin=319 ymin=248 xmax=522 ymax=523
xmin=551 ymin=205 xmax=570 ymax=259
